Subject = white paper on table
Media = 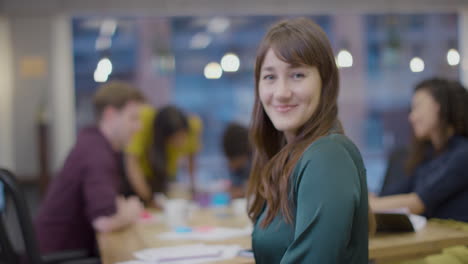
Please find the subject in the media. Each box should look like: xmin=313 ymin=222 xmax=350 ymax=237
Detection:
xmin=116 ymin=261 xmax=148 ymax=264
xmin=132 ymin=243 xmax=242 ymax=264
xmin=158 ymin=226 xmax=252 ymax=241
xmin=408 ymin=214 xmax=427 ymax=231
xmin=376 ymin=207 xmax=411 ymax=214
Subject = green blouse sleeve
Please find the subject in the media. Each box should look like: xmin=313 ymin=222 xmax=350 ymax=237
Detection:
xmin=280 ymin=139 xmax=362 ymax=263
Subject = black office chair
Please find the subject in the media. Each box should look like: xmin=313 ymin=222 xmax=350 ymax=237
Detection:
xmin=0 ymin=168 xmax=100 ymax=264
xmin=379 ymin=147 xmax=409 ymax=195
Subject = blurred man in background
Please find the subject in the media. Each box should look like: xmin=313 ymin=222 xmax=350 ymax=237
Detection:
xmin=35 ymin=81 xmax=145 ymax=256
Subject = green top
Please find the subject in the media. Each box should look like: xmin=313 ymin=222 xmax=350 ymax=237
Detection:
xmin=252 ymin=134 xmax=369 ymax=264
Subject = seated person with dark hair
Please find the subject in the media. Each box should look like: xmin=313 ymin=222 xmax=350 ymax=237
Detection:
xmin=371 ymin=78 xmax=468 ymax=222
xmin=222 ymin=123 xmax=252 ymax=199
xmin=35 ymin=81 xmax=145 ymax=256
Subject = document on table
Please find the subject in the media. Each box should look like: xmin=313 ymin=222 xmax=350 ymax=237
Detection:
xmin=116 ymin=243 xmax=242 ymax=264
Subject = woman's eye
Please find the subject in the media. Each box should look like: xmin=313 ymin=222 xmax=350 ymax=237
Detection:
xmin=292 ymin=73 xmax=305 ymax=79
xmin=263 ymin=75 xmax=275 ymax=80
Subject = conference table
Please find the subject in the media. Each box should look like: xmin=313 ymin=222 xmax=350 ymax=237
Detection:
xmin=97 ymin=208 xmax=468 ymax=264
xmin=98 ymin=208 xmax=252 ymax=264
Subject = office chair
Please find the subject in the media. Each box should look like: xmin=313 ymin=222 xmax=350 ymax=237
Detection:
xmin=0 ymin=168 xmax=99 ymax=264
xmin=379 ymin=147 xmax=409 ymax=195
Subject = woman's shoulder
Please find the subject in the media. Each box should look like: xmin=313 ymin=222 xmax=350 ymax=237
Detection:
xmin=292 ymin=134 xmax=366 ymax=195
xmin=141 ymin=104 xmax=157 ymax=120
xmin=188 ymin=114 xmax=203 ymax=133
xmin=298 ymin=133 xmax=365 ymax=171
xmin=448 ymin=135 xmax=468 ymax=159
xmin=302 ymin=134 xmax=360 ymax=157
xmin=452 ymin=136 xmax=468 ymax=149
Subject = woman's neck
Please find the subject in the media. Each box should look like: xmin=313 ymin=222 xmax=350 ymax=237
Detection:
xmin=430 ymin=126 xmax=455 ymax=151
xmin=284 ymin=131 xmax=295 ymax=144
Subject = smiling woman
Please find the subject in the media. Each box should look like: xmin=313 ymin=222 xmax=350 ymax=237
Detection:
xmin=248 ymin=17 xmax=373 ymax=263
xmin=259 ymin=50 xmax=322 ymax=142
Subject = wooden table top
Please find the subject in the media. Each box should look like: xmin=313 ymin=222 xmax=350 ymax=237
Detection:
xmin=98 ymin=209 xmax=468 ymax=264
xmin=370 ymin=221 xmax=468 ymax=263
xmin=97 ymin=209 xmax=254 ymax=264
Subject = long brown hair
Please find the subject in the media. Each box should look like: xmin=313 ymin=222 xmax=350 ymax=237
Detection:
xmin=247 ymin=18 xmax=341 ymax=227
xmin=406 ymin=78 xmax=468 ymax=175
xmin=149 ymin=105 xmax=189 ymax=193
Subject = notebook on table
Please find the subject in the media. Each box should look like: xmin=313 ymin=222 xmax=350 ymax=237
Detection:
xmin=375 ymin=208 xmax=427 ymax=233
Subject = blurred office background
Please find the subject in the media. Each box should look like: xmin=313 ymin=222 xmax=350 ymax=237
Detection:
xmin=1 ymin=0 xmax=468 ymax=213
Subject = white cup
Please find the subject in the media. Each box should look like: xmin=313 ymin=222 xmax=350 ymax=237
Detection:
xmin=164 ymin=198 xmax=189 ymax=227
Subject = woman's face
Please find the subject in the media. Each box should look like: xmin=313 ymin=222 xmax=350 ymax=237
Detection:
xmin=409 ymin=89 xmax=441 ymax=140
xmin=168 ymin=130 xmax=189 ymax=149
xmin=258 ymin=48 xmax=322 ymax=141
